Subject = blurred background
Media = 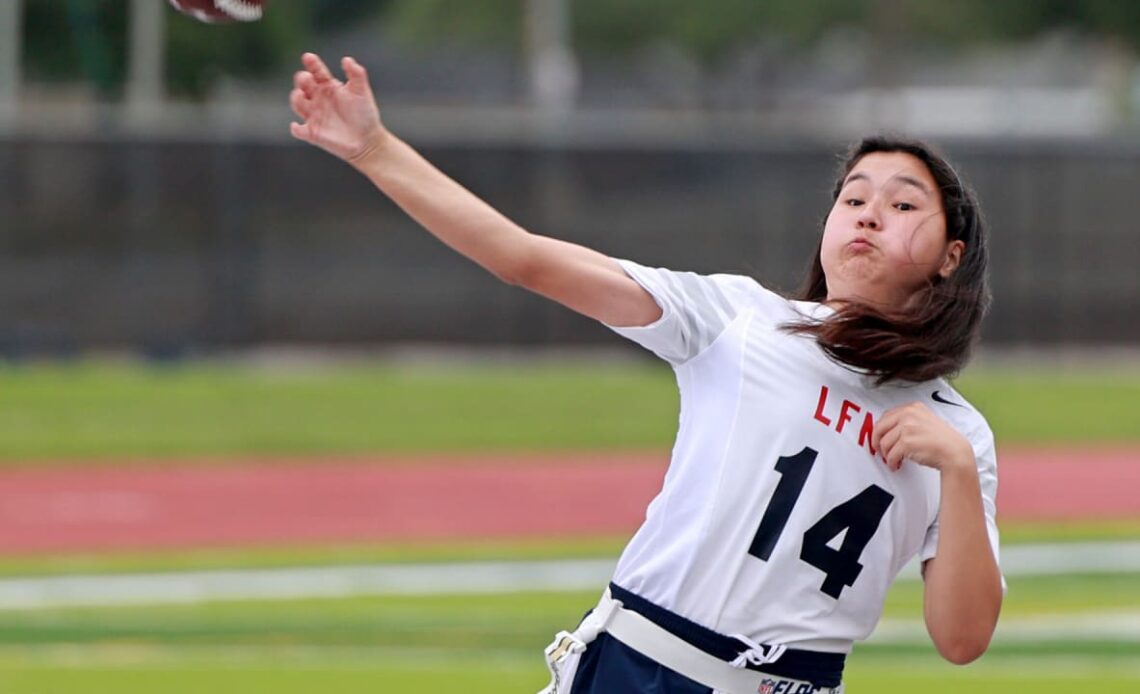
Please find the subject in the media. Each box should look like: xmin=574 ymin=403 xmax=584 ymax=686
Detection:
xmin=0 ymin=1 xmax=1138 ymax=693
xmin=2 ymin=0 xmax=1140 ymax=353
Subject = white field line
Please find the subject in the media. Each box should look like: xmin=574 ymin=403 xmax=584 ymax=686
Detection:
xmin=0 ymin=559 xmax=616 ymax=610
xmin=0 ymin=541 xmax=1138 ymax=611
xmin=870 ymin=609 xmax=1140 ymax=644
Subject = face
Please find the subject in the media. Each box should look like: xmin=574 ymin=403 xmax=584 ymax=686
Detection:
xmin=820 ymin=151 xmax=964 ymax=310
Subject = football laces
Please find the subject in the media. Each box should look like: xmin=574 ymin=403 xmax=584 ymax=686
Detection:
xmin=214 ymin=0 xmax=264 ymax=22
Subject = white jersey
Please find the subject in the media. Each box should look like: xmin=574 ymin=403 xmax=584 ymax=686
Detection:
xmin=605 ymin=260 xmax=1001 ymax=654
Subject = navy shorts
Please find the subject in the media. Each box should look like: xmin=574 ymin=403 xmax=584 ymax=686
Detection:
xmin=569 ymin=632 xmax=712 ymax=694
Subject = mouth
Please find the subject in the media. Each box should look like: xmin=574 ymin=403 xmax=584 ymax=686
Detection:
xmin=847 ymin=237 xmax=875 ymax=251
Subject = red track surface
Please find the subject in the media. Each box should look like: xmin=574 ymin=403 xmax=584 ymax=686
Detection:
xmin=0 ymin=449 xmax=1137 ymax=554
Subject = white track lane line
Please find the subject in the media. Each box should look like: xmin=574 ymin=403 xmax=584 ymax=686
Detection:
xmin=0 ymin=541 xmax=1137 ymax=610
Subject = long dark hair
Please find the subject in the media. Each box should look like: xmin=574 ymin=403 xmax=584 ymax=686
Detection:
xmin=786 ymin=136 xmax=991 ymax=384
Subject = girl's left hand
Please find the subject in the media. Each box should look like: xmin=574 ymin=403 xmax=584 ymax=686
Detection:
xmin=872 ymin=402 xmax=974 ymax=472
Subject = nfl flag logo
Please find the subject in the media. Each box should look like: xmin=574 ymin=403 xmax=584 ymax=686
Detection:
xmin=758 ymin=679 xmax=777 ymax=694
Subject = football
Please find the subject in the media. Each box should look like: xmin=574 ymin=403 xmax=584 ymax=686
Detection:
xmin=168 ymin=0 xmax=268 ymax=23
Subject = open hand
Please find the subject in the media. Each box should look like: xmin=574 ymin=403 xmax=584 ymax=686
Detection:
xmin=872 ymin=402 xmax=974 ymax=473
xmin=289 ymin=53 xmax=387 ymax=164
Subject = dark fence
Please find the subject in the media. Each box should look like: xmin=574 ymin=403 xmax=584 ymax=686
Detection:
xmin=1 ymin=136 xmax=1137 ymax=357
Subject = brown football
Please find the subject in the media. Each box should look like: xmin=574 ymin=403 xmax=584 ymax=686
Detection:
xmin=168 ymin=0 xmax=268 ymax=23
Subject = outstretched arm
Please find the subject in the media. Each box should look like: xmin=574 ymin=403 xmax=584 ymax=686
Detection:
xmin=288 ymin=53 xmax=661 ymax=328
xmin=873 ymin=403 xmax=1003 ymax=664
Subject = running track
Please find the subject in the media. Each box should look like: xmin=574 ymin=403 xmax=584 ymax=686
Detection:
xmin=0 ymin=449 xmax=1137 ymax=554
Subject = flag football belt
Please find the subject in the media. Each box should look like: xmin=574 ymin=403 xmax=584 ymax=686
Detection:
xmin=542 ymin=584 xmax=844 ymax=694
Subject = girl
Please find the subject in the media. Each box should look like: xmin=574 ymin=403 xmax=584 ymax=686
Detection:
xmin=288 ymin=52 xmax=1003 ymax=694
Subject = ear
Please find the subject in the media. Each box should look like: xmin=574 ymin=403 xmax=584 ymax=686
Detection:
xmin=939 ymin=240 xmax=965 ymax=279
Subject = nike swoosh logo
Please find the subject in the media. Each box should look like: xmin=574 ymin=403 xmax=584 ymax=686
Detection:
xmin=931 ymin=390 xmax=963 ymax=407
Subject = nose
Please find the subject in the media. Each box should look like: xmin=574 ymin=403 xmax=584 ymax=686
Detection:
xmin=856 ymin=202 xmax=881 ymax=231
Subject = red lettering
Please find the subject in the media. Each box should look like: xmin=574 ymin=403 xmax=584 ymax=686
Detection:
xmin=813 ymin=385 xmax=879 ymax=459
xmin=837 ymin=400 xmax=861 ymax=434
xmin=813 ymin=385 xmax=832 ymax=426
xmin=858 ymin=412 xmax=877 ymax=455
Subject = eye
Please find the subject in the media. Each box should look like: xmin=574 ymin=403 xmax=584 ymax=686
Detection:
xmin=895 ymin=201 xmax=916 ymax=211
xmin=845 ymin=198 xmax=864 ymax=207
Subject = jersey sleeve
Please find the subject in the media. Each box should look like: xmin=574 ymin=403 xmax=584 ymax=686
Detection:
xmin=604 ymin=259 xmax=761 ymax=365
xmin=919 ymin=419 xmax=1004 ymax=586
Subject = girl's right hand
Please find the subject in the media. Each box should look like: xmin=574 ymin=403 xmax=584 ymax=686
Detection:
xmin=289 ymin=53 xmax=388 ymax=165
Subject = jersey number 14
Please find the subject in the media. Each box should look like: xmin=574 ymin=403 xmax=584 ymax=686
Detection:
xmin=748 ymin=446 xmax=894 ymax=599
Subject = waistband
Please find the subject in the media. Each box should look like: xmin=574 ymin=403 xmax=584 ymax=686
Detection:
xmin=609 ymin=583 xmax=845 ymax=688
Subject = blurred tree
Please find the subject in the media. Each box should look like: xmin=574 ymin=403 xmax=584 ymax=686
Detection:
xmin=20 ymin=0 xmax=1140 ymax=98
xmin=165 ymin=2 xmax=310 ymax=97
xmin=381 ymin=0 xmax=1140 ymax=59
xmin=311 ymin=0 xmax=394 ymax=32
xmin=382 ymin=0 xmax=521 ymax=49
xmin=22 ymin=0 xmax=313 ymax=98
xmin=571 ymin=0 xmax=863 ymax=58
xmin=22 ymin=0 xmax=121 ymax=88
xmin=907 ymin=0 xmax=1140 ymax=47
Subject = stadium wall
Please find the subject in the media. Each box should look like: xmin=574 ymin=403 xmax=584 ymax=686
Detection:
xmin=0 ymin=138 xmax=1135 ymax=356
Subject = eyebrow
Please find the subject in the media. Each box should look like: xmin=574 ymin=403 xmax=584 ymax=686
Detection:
xmin=843 ymin=172 xmax=931 ymax=195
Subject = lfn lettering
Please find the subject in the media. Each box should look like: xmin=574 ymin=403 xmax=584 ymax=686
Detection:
xmin=812 ymin=385 xmax=877 ymax=456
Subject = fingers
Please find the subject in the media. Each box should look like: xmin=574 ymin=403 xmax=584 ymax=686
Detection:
xmin=293 ymin=70 xmax=318 ymax=98
xmin=872 ymin=412 xmax=903 ymax=470
xmin=301 ymin=52 xmax=336 ymax=84
xmin=342 ymin=56 xmax=373 ymax=98
xmin=873 ymin=402 xmax=930 ymax=471
xmin=289 ymin=87 xmax=311 ymax=119
xmin=871 ymin=401 xmax=970 ymax=472
xmin=877 ymin=426 xmax=906 ymax=471
xmin=289 ymin=121 xmax=312 ymax=143
xmin=294 ymin=53 xmax=372 ymax=102
xmin=870 ymin=408 xmax=899 ymax=454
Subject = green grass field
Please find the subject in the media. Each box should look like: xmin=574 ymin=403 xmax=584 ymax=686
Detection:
xmin=1 ymin=359 xmax=1139 ymax=461
xmin=1 ymin=358 xmax=1138 ymax=692
xmin=1 ymin=576 xmax=1138 ymax=693
xmin=1 ymin=659 xmax=1136 ymax=694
